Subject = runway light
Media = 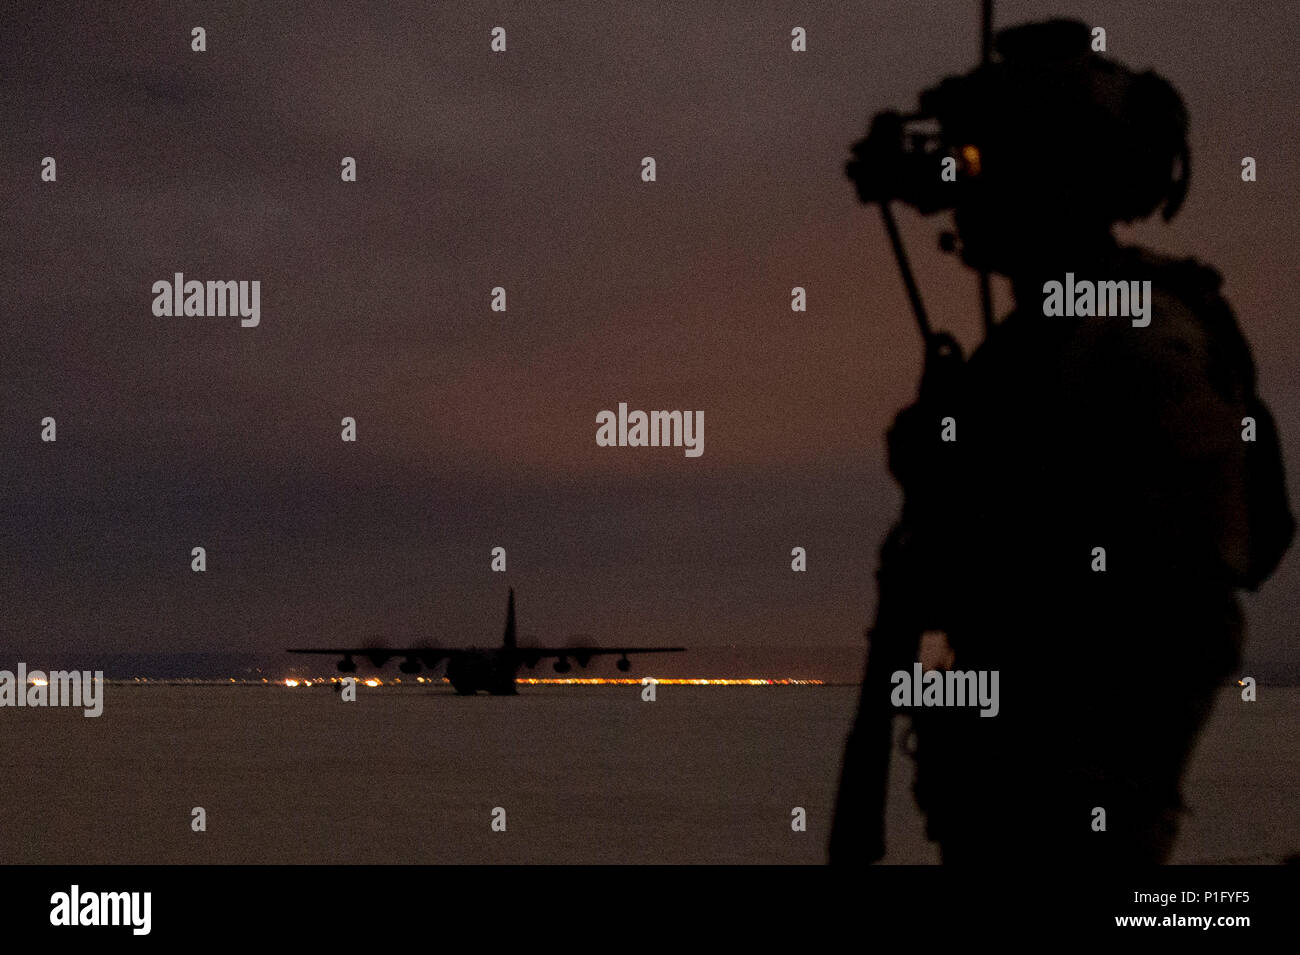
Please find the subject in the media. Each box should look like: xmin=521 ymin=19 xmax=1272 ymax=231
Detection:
xmin=284 ymin=679 xmax=300 ymax=687
xmin=512 ymin=677 xmax=824 ymax=686
xmin=364 ymin=679 xmax=381 ymax=687
xmin=29 ymin=676 xmax=48 ymax=687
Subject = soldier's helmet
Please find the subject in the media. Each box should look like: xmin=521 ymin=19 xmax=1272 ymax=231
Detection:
xmin=949 ymin=20 xmax=1189 ymax=270
xmin=849 ymin=19 xmax=1191 ymax=274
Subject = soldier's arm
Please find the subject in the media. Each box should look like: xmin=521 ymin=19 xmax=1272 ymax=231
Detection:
xmin=1106 ymin=289 xmax=1253 ymax=583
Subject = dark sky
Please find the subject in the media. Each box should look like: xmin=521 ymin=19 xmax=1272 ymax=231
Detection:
xmin=3 ymin=1 xmax=1297 ymax=671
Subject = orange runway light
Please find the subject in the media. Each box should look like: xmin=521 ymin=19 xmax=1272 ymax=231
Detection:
xmin=512 ymin=677 xmax=824 ymax=686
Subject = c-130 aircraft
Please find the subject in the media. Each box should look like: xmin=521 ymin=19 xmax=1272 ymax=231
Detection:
xmin=288 ymin=589 xmax=685 ymax=695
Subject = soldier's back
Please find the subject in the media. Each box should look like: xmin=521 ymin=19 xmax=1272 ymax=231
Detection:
xmin=913 ymin=244 xmax=1258 ymax=863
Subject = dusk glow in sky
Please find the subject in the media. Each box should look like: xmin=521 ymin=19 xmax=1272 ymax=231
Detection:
xmin=3 ymin=2 xmax=1297 ymax=676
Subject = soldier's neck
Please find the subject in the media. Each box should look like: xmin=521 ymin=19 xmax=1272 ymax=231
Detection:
xmin=1009 ymin=234 xmax=1122 ymax=309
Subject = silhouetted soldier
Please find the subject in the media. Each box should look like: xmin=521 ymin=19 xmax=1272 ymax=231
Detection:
xmin=831 ymin=19 xmax=1293 ymax=864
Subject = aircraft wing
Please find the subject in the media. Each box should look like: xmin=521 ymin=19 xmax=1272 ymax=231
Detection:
xmin=517 ymin=646 xmax=686 ymax=669
xmin=523 ymin=647 xmax=686 ymax=658
xmin=286 ymin=648 xmax=454 ymax=668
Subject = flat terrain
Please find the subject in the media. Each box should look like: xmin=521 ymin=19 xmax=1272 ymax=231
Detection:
xmin=1 ymin=685 xmax=1293 ymax=864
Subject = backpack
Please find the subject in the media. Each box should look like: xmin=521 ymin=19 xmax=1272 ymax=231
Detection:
xmin=1166 ymin=256 xmax=1295 ymax=589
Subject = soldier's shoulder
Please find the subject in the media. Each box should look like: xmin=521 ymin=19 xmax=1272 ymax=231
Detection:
xmin=1123 ymin=246 xmax=1230 ymax=312
xmin=1121 ymin=246 xmax=1255 ymax=394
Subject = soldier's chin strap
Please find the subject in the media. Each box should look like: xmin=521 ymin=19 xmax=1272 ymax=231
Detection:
xmin=878 ymin=200 xmax=966 ymax=369
xmin=877 ymin=200 xmax=933 ymax=346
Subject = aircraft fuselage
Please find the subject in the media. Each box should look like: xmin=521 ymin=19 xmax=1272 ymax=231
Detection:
xmin=446 ymin=649 xmax=518 ymax=696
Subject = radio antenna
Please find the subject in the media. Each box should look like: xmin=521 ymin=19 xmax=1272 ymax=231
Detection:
xmin=978 ymin=0 xmax=995 ymax=334
xmin=982 ymin=0 xmax=993 ymax=62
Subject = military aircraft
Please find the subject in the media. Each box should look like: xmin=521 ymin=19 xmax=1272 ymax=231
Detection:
xmin=287 ymin=589 xmax=685 ymax=695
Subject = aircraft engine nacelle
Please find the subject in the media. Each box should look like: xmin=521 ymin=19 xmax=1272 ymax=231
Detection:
xmin=616 ymin=657 xmax=631 ymax=673
xmin=553 ymin=658 xmax=572 ymax=674
xmin=337 ymin=657 xmax=358 ymax=674
xmin=399 ymin=659 xmax=421 ymax=674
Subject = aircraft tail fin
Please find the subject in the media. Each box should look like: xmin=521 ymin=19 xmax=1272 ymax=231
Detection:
xmin=503 ymin=588 xmax=516 ymax=650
